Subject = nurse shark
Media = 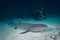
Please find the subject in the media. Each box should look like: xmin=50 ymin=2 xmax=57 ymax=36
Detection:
xmin=10 ymin=19 xmax=48 ymax=34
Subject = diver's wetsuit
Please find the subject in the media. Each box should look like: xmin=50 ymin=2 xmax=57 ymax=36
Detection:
xmin=34 ymin=11 xmax=40 ymax=20
xmin=34 ymin=8 xmax=47 ymax=20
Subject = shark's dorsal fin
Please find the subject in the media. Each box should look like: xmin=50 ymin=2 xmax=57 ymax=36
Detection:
xmin=20 ymin=29 xmax=30 ymax=34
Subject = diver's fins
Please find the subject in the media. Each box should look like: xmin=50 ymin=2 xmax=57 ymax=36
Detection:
xmin=20 ymin=29 xmax=30 ymax=34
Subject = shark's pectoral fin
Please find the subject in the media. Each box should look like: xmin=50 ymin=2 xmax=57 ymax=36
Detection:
xmin=20 ymin=29 xmax=30 ymax=34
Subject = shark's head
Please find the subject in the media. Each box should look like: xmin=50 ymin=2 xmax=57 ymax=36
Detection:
xmin=29 ymin=24 xmax=48 ymax=32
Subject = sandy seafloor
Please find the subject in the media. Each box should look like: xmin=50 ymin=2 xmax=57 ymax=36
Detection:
xmin=0 ymin=16 xmax=60 ymax=40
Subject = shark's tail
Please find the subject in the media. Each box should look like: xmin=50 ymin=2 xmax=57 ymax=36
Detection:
xmin=10 ymin=18 xmax=23 ymax=29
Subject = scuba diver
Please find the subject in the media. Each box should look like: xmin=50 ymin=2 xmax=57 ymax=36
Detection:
xmin=33 ymin=8 xmax=47 ymax=20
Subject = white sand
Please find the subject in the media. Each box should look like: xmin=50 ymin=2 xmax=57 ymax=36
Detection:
xmin=0 ymin=17 xmax=60 ymax=40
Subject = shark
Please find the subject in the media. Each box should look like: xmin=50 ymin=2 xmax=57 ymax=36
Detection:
xmin=9 ymin=18 xmax=48 ymax=34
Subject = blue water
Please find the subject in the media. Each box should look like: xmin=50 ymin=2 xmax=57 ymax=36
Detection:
xmin=0 ymin=0 xmax=60 ymax=20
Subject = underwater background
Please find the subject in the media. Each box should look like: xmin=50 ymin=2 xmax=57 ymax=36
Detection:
xmin=0 ymin=0 xmax=60 ymax=40
xmin=0 ymin=0 xmax=60 ymax=20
